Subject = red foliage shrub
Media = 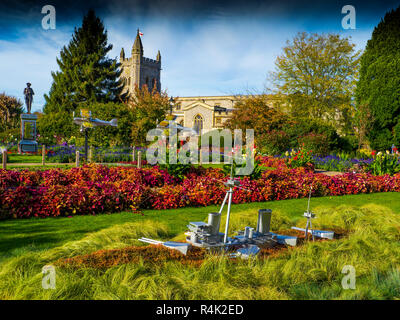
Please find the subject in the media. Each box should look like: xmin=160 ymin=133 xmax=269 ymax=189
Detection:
xmin=1 ymin=158 xmax=400 ymax=219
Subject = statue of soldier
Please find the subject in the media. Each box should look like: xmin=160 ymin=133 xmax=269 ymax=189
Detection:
xmin=23 ymin=83 xmax=34 ymax=114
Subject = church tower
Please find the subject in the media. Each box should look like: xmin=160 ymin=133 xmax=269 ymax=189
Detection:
xmin=120 ymin=29 xmax=161 ymax=98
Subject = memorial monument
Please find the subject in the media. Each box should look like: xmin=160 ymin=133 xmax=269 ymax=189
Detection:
xmin=18 ymin=83 xmax=38 ymax=153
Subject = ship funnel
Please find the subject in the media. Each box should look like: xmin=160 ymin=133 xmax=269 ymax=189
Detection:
xmin=207 ymin=212 xmax=221 ymax=235
xmin=257 ymin=209 xmax=272 ymax=234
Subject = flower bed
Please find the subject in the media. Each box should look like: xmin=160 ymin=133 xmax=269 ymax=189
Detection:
xmin=1 ymin=158 xmax=400 ymax=219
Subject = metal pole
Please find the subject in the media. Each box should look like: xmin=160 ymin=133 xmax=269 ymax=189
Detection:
xmin=84 ymin=129 xmax=88 ymax=161
xmin=223 ymin=188 xmax=233 ymax=244
xmin=76 ymin=151 xmax=80 ymax=168
xmin=218 ymin=191 xmax=229 ymax=214
xmin=305 ymin=220 xmax=309 ymax=240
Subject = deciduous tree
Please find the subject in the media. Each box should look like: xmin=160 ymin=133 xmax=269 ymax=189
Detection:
xmin=128 ymin=85 xmax=169 ymax=146
xmin=271 ymin=32 xmax=360 ymax=133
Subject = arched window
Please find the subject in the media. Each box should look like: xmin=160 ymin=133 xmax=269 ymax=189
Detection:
xmin=194 ymin=114 xmax=203 ymax=133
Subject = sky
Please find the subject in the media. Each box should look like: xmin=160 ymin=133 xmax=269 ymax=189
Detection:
xmin=0 ymin=0 xmax=399 ymax=113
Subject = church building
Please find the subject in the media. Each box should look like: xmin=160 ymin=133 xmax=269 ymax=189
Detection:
xmin=120 ymin=29 xmax=161 ymax=95
xmin=120 ymin=30 xmax=270 ymax=132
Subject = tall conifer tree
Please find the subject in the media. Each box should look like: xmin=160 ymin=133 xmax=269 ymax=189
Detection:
xmin=44 ymin=9 xmax=123 ymax=112
xmin=41 ymin=10 xmax=124 ymax=141
xmin=356 ymin=7 xmax=400 ymax=150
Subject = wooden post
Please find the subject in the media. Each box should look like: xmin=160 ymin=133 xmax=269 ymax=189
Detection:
xmin=88 ymin=146 xmax=93 ymax=163
xmin=137 ymin=151 xmax=142 ymax=169
xmin=42 ymin=145 xmax=46 ymax=166
xmin=132 ymin=146 xmax=135 ymax=163
xmin=2 ymin=151 xmax=6 ymax=170
xmin=76 ymin=151 xmax=80 ymax=168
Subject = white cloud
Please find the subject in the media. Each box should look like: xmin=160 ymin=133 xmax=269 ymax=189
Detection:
xmin=0 ymin=13 xmax=374 ymax=112
xmin=0 ymin=26 xmax=72 ymax=112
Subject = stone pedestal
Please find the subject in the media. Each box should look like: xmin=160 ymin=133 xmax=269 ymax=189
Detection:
xmin=18 ymin=113 xmax=38 ymax=153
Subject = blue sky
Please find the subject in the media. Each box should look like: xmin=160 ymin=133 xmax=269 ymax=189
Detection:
xmin=0 ymin=0 xmax=399 ymax=113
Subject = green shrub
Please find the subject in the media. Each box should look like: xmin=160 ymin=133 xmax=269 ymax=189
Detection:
xmin=284 ymin=118 xmax=342 ymax=155
xmin=368 ymin=152 xmax=400 ymax=175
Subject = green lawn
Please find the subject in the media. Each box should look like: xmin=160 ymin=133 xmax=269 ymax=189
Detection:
xmin=1 ymin=192 xmax=399 ymax=260
xmin=1 ymin=192 xmax=400 ymax=300
xmin=4 ymin=163 xmax=138 ymax=170
xmin=7 ymin=154 xmax=42 ymax=163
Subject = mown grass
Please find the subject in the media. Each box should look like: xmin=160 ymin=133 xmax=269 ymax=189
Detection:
xmin=1 ymin=193 xmax=400 ymax=299
xmin=1 ymin=192 xmax=399 ymax=260
xmin=7 ymin=154 xmax=42 ymax=163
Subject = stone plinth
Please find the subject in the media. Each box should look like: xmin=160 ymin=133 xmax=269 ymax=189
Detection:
xmin=19 ymin=113 xmax=38 ymax=153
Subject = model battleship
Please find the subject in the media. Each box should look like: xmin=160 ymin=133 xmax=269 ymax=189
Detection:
xmin=139 ymin=168 xmax=334 ymax=259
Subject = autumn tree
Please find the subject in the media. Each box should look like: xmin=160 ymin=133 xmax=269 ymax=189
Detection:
xmin=225 ymin=94 xmax=291 ymax=153
xmin=0 ymin=93 xmax=23 ymax=131
xmin=128 ymin=85 xmax=170 ymax=146
xmin=270 ymin=32 xmax=361 ymax=133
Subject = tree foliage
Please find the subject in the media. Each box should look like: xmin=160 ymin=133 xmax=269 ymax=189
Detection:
xmin=0 ymin=93 xmax=23 ymax=131
xmin=356 ymin=7 xmax=400 ymax=150
xmin=225 ymin=95 xmax=342 ymax=155
xmin=271 ymin=32 xmax=360 ymax=133
xmin=37 ymin=111 xmax=74 ymax=145
xmin=89 ymin=102 xmax=135 ymax=147
xmin=225 ymin=94 xmax=289 ymax=135
xmin=0 ymin=93 xmax=24 ymax=145
xmin=128 ymin=85 xmax=169 ymax=146
xmin=39 ymin=10 xmax=124 ymax=142
xmin=44 ymin=9 xmax=123 ymax=113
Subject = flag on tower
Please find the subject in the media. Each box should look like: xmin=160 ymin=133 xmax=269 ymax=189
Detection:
xmin=139 ymin=31 xmax=143 ymax=36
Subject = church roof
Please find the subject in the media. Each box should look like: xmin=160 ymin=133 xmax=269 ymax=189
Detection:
xmin=132 ymin=29 xmax=143 ymax=55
